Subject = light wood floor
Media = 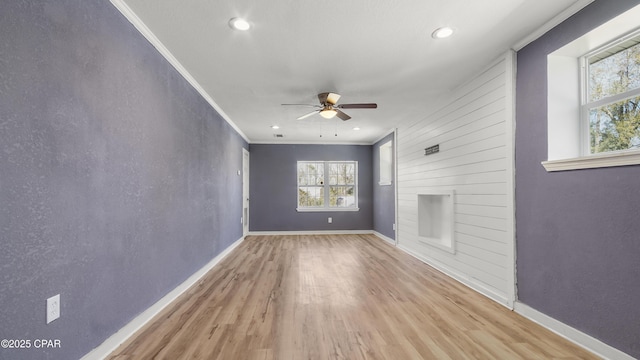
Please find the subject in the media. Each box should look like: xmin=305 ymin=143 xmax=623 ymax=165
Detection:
xmin=108 ymin=234 xmax=598 ymax=359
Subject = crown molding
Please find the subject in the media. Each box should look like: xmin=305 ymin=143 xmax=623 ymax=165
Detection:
xmin=109 ymin=0 xmax=250 ymax=143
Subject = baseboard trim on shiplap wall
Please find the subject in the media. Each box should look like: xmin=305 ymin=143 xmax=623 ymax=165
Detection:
xmin=514 ymin=302 xmax=635 ymax=360
xmin=396 ymin=244 xmax=511 ymax=309
xmin=81 ymin=236 xmax=245 ymax=360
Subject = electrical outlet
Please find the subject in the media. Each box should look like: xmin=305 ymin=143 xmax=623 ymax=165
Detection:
xmin=328 ymin=217 xmax=332 ymax=224
xmin=46 ymin=294 xmax=60 ymax=324
xmin=393 ymin=223 xmax=396 ymax=231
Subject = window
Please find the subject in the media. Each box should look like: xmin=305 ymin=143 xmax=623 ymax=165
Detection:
xmin=379 ymin=140 xmax=392 ymax=185
xmin=583 ymin=35 xmax=640 ymax=155
xmin=297 ymin=161 xmax=358 ymax=211
xmin=543 ymin=4 xmax=640 ymax=172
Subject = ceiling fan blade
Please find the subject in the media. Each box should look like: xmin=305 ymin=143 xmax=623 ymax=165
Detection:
xmin=336 ymin=103 xmax=377 ymax=109
xmin=297 ymin=110 xmax=320 ymax=120
xmin=318 ymin=92 xmax=341 ymax=105
xmin=281 ymin=104 xmax=320 ymax=108
xmin=336 ymin=109 xmax=351 ymax=121
xmin=326 ymin=92 xmax=341 ymax=105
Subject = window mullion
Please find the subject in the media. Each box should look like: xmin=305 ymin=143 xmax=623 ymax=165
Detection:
xmin=324 ymin=162 xmax=330 ymax=209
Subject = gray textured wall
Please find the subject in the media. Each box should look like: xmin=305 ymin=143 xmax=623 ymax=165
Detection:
xmin=249 ymin=144 xmax=373 ymax=231
xmin=515 ymin=0 xmax=640 ymax=357
xmin=372 ymin=133 xmax=395 ymax=240
xmin=0 ymin=1 xmax=246 ymax=359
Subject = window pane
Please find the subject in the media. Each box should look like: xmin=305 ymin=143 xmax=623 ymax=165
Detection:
xmin=328 ymin=162 xmax=355 ymax=185
xmin=316 ymin=163 xmax=324 ymax=185
xmin=329 ymin=186 xmax=355 ymax=207
xmin=297 ymin=163 xmax=307 ymax=185
xmin=299 ymin=186 xmax=324 ymax=207
xmin=589 ymin=95 xmax=640 ymax=153
xmin=589 ymin=41 xmax=640 ymax=102
xmin=345 ymin=163 xmax=354 ymax=184
xmin=379 ymin=141 xmax=393 ymax=184
xmin=299 ymin=162 xmax=323 ymax=185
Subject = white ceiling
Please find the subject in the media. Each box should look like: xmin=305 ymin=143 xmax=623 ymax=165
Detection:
xmin=118 ymin=0 xmax=591 ymax=144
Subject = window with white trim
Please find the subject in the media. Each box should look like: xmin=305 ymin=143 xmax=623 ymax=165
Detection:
xmin=297 ymin=161 xmax=358 ymax=211
xmin=583 ymin=33 xmax=640 ymax=155
xmin=379 ymin=140 xmax=392 ymax=185
xmin=543 ymin=5 xmax=640 ymax=172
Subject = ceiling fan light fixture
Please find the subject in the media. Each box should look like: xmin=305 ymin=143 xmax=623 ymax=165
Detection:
xmin=432 ymin=26 xmax=454 ymax=39
xmin=319 ymin=109 xmax=338 ymax=119
xmin=229 ymin=17 xmax=251 ymax=31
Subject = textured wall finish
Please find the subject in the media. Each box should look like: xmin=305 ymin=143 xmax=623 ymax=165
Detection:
xmin=249 ymin=144 xmax=373 ymax=232
xmin=515 ymin=0 xmax=640 ymax=357
xmin=372 ymin=133 xmax=396 ymax=240
xmin=0 ymin=1 xmax=246 ymax=359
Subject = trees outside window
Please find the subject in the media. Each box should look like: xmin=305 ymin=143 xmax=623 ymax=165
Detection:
xmin=586 ymin=37 xmax=640 ymax=154
xmin=297 ymin=161 xmax=358 ymax=211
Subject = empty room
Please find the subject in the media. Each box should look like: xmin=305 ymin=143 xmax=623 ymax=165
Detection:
xmin=2 ymin=0 xmax=640 ymax=359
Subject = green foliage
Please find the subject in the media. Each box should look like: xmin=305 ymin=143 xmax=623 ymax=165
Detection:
xmin=589 ymin=41 xmax=640 ymax=153
xmin=298 ymin=161 xmax=356 ymax=208
xmin=299 ymin=188 xmax=323 ymax=207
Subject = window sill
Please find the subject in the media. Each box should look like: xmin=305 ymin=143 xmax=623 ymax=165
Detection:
xmin=296 ymin=207 xmax=360 ymax=212
xmin=542 ymin=150 xmax=640 ymax=172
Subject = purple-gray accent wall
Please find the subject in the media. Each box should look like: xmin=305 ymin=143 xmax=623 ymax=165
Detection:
xmin=249 ymin=144 xmax=373 ymax=232
xmin=372 ymin=133 xmax=395 ymax=240
xmin=0 ymin=2 xmax=247 ymax=359
xmin=515 ymin=0 xmax=640 ymax=357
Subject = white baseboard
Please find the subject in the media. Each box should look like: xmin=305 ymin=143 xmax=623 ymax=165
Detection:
xmin=373 ymin=231 xmax=396 ymax=245
xmin=81 ymin=236 xmax=245 ymax=360
xmin=248 ymin=230 xmax=374 ymax=236
xmin=396 ymin=244 xmax=511 ymax=309
xmin=514 ymin=302 xmax=635 ymax=360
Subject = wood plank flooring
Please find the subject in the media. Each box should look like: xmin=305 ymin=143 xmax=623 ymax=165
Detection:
xmin=108 ymin=234 xmax=598 ymax=359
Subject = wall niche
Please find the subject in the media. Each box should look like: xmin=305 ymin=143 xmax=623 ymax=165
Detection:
xmin=417 ymin=191 xmax=455 ymax=254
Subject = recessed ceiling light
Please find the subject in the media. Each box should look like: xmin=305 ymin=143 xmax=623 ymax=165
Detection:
xmin=353 ymin=127 xmax=361 ymax=131
xmin=229 ymin=17 xmax=251 ymax=31
xmin=271 ymin=125 xmax=280 ymax=129
xmin=432 ymin=27 xmax=454 ymax=39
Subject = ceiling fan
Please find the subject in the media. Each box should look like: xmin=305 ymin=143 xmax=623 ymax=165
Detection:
xmin=282 ymin=92 xmax=377 ymax=121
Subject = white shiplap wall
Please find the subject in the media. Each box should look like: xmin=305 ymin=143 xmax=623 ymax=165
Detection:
xmin=396 ymin=51 xmax=516 ymax=307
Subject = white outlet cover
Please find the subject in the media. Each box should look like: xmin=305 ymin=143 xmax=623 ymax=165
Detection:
xmin=46 ymin=294 xmax=60 ymax=324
